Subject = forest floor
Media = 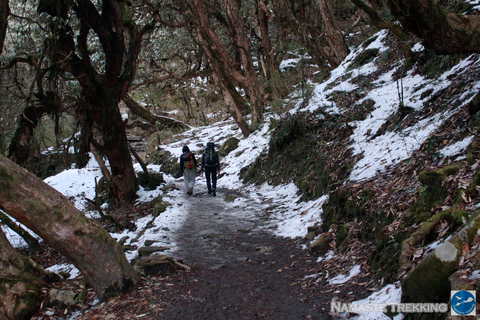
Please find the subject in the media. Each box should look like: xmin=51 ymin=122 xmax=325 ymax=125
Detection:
xmin=29 ymin=183 xmax=384 ymax=320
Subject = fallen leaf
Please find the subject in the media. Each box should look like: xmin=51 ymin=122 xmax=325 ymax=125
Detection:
xmin=463 ymin=243 xmax=469 ymax=254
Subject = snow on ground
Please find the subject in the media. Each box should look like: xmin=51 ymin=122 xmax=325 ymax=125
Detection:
xmin=328 ymin=265 xmax=362 ymax=285
xmin=348 ymin=283 xmax=404 ymax=320
xmin=43 ymin=156 xmax=104 ymax=215
xmin=4 ymin=29 xmax=480 ymax=319
xmin=466 ymin=0 xmax=480 ymax=11
xmin=294 ymin=30 xmax=480 ymax=182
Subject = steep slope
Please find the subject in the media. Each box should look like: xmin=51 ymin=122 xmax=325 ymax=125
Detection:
xmin=242 ymin=29 xmax=480 ymax=311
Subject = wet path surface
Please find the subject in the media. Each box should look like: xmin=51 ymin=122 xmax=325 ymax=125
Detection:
xmin=171 ymin=189 xmax=264 ymax=269
xmin=159 ymin=186 xmax=328 ymax=319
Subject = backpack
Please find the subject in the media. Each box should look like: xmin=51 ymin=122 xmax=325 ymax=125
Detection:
xmin=185 ymin=153 xmax=195 ymax=170
xmin=205 ymin=148 xmax=217 ymax=166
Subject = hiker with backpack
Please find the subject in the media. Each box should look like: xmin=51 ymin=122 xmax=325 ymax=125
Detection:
xmin=180 ymin=146 xmax=197 ymax=195
xmin=200 ymin=142 xmax=220 ymax=197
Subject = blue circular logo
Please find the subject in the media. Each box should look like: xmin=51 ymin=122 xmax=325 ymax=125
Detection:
xmin=451 ymin=291 xmax=476 ymax=315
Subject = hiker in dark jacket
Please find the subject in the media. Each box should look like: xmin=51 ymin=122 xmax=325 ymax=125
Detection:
xmin=180 ymin=146 xmax=197 ymax=195
xmin=200 ymin=142 xmax=220 ymax=196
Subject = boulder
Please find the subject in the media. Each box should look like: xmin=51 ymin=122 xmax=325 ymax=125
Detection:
xmin=402 ymin=211 xmax=480 ymax=304
xmin=310 ymin=233 xmax=334 ymax=255
xmin=47 ymin=289 xmax=77 ymax=308
xmin=219 ymin=137 xmax=240 ymax=157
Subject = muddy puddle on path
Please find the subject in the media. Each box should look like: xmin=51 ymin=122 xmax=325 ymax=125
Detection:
xmin=159 ymin=186 xmax=329 ymax=320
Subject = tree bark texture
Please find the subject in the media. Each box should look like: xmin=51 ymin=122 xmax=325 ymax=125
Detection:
xmin=0 ymin=228 xmax=44 ymax=319
xmin=387 ymin=0 xmax=480 ymax=54
xmin=316 ymin=0 xmax=349 ymax=64
xmin=0 ymin=154 xmax=138 ymax=301
xmin=256 ymin=0 xmax=287 ymax=100
xmin=0 ymin=0 xmax=8 ymax=54
xmin=8 ymin=92 xmax=60 ymax=167
xmin=224 ymin=0 xmax=265 ymax=127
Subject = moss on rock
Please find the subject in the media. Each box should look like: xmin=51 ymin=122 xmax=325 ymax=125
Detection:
xmin=219 ymin=137 xmax=240 ymax=157
xmin=402 ymin=251 xmax=456 ymax=304
xmin=310 ymin=234 xmax=334 ymax=255
xmin=154 ymin=196 xmax=171 ymax=217
xmin=146 ymin=149 xmax=181 ymax=178
xmin=137 ymin=171 xmax=164 ymax=191
xmin=406 ymin=166 xmax=459 ymax=225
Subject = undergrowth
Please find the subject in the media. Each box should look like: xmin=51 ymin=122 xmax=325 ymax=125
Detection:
xmin=240 ymin=112 xmax=353 ymax=201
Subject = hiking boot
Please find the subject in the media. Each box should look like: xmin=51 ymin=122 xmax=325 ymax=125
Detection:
xmin=207 ymin=191 xmax=212 ymax=196
xmin=212 ymin=189 xmax=216 ymax=197
xmin=189 ymin=188 xmax=193 ymax=195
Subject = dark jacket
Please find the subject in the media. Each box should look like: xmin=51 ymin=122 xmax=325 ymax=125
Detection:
xmin=180 ymin=152 xmax=197 ymax=172
xmin=200 ymin=148 xmax=220 ymax=171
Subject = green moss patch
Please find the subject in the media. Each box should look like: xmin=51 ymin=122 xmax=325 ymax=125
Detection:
xmin=405 ymin=166 xmax=459 ymax=225
xmin=154 ymin=196 xmax=171 ymax=217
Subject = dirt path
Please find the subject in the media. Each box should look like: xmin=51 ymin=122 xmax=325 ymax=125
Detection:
xmin=158 ymin=187 xmax=325 ymax=319
xmin=31 ymin=183 xmax=377 ymax=319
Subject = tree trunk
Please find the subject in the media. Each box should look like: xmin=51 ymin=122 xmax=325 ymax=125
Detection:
xmin=123 ymin=95 xmax=190 ymax=131
xmin=0 ymin=228 xmax=45 ymax=319
xmin=211 ymin=70 xmax=252 ymax=137
xmin=0 ymin=210 xmax=41 ymax=251
xmin=92 ymin=90 xmax=138 ymax=205
xmin=272 ymin=0 xmax=344 ymax=69
xmin=40 ymin=0 xmax=143 ymax=205
xmin=351 ymin=0 xmax=413 ymax=61
xmin=387 ymin=0 xmax=480 ymax=54
xmin=256 ymin=0 xmax=287 ymax=100
xmin=224 ymin=0 xmax=265 ymax=128
xmin=317 ymin=0 xmax=349 ymax=65
xmin=8 ymin=92 xmax=60 ymax=166
xmin=0 ymin=0 xmax=8 ymax=54
xmin=0 ymin=154 xmax=138 ymax=301
xmin=185 ymin=0 xmax=265 ymax=135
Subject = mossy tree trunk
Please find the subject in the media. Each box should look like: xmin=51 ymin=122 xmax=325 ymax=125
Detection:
xmin=0 ymin=154 xmax=138 ymax=302
xmin=0 ymin=228 xmax=46 ymax=319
